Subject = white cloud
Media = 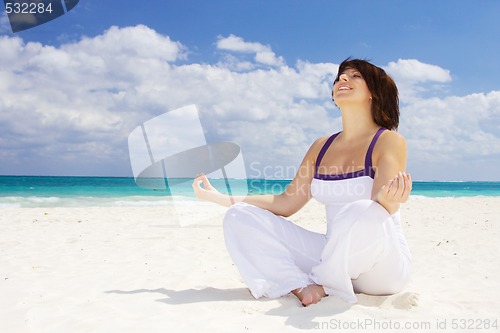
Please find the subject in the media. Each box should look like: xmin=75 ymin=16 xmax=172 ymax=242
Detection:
xmin=384 ymin=59 xmax=452 ymax=102
xmin=0 ymin=25 xmax=499 ymax=180
xmin=216 ymin=34 xmax=265 ymax=53
xmin=215 ymin=54 xmax=255 ymax=72
xmin=385 ymin=58 xmax=451 ymax=83
xmin=0 ymin=25 xmax=187 ymax=175
xmin=216 ymin=34 xmax=285 ymax=68
xmin=76 ymin=25 xmax=186 ymax=62
xmin=401 ymin=91 xmax=500 ymax=180
xmin=0 ymin=27 xmax=334 ymax=176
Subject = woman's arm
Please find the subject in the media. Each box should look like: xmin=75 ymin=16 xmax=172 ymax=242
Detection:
xmin=192 ymin=138 xmax=325 ymax=217
xmin=371 ymin=131 xmax=412 ymax=215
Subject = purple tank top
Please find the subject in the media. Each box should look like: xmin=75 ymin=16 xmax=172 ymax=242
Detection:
xmin=314 ymin=127 xmax=387 ymax=181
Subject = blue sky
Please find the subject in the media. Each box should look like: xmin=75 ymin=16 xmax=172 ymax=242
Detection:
xmin=0 ymin=0 xmax=499 ymax=180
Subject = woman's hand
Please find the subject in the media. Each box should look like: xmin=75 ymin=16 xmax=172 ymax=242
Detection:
xmin=192 ymin=173 xmax=219 ymax=200
xmin=192 ymin=174 xmax=231 ymax=206
xmin=375 ymin=172 xmax=412 ymax=214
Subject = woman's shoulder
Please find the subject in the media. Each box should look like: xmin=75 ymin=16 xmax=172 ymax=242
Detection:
xmin=302 ymin=134 xmax=335 ymax=162
xmin=375 ymin=129 xmax=407 ymax=160
xmin=379 ymin=129 xmax=406 ymax=147
xmin=305 ymin=135 xmax=327 ymax=157
xmin=313 ymin=134 xmax=333 ymax=146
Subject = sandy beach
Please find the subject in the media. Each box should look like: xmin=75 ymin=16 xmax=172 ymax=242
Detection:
xmin=1 ymin=196 xmax=499 ymax=332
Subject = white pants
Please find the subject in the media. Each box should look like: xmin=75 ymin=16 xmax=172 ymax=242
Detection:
xmin=223 ymin=200 xmax=411 ymax=303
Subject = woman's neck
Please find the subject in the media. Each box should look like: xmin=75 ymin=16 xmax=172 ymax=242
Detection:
xmin=339 ymin=105 xmax=379 ymax=141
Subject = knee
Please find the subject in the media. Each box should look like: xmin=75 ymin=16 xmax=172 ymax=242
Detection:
xmin=223 ymin=203 xmax=242 ymax=229
xmin=223 ymin=202 xmax=278 ymax=235
xmin=223 ymin=202 xmax=252 ymax=233
xmin=376 ymin=278 xmax=410 ymax=296
xmin=353 ymin=279 xmax=406 ymax=297
xmin=223 ymin=202 xmax=270 ymax=246
xmin=354 ymin=269 xmax=411 ymax=296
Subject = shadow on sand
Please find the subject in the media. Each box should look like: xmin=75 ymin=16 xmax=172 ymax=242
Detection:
xmin=105 ymin=287 xmax=365 ymax=330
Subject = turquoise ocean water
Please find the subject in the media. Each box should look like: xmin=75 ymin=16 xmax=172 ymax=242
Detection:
xmin=1 ymin=176 xmax=499 ymax=208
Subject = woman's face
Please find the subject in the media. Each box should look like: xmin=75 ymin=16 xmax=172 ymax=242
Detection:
xmin=332 ymin=67 xmax=372 ymax=108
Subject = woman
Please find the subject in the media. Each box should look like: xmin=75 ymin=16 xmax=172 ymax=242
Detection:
xmin=192 ymin=58 xmax=412 ymax=307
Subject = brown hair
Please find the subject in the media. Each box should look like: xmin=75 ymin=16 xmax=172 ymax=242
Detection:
xmin=334 ymin=58 xmax=399 ymax=130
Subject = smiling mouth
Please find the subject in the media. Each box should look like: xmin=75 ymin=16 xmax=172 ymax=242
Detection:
xmin=338 ymin=86 xmax=352 ymax=91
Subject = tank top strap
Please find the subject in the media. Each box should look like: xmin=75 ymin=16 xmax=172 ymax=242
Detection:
xmin=364 ymin=127 xmax=387 ymax=173
xmin=315 ymin=132 xmax=340 ymax=172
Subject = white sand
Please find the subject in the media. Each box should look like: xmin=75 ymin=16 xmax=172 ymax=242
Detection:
xmin=1 ymin=197 xmax=499 ymax=332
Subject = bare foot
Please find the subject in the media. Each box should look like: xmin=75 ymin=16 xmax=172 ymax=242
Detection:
xmin=292 ymin=285 xmax=327 ymax=306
